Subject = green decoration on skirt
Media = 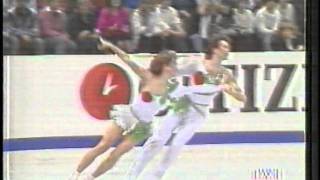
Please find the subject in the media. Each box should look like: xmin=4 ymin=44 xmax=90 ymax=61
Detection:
xmin=126 ymin=122 xmax=152 ymax=143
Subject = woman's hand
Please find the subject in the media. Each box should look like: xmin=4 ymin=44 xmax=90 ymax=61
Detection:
xmin=98 ymin=37 xmax=114 ymax=51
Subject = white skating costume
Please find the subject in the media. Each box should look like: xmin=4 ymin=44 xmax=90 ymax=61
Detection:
xmin=110 ymin=92 xmax=165 ymax=143
xmin=128 ymin=61 xmax=224 ymax=179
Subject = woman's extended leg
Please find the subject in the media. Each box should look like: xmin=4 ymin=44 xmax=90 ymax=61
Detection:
xmin=76 ymin=121 xmax=123 ymax=173
xmin=91 ymin=136 xmax=137 ymax=178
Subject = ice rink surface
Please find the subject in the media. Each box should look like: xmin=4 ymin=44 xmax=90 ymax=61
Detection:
xmin=4 ymin=143 xmax=305 ymax=180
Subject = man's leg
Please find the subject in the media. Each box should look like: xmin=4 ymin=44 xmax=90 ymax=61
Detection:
xmin=150 ymin=112 xmax=205 ymax=178
xmin=127 ymin=114 xmax=181 ymax=179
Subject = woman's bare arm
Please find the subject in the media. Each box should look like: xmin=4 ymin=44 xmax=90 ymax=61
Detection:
xmin=98 ymin=37 xmax=146 ymax=79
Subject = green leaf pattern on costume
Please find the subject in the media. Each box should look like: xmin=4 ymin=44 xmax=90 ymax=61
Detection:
xmin=152 ymin=79 xmax=179 ymax=108
xmin=166 ymin=78 xmax=192 ymax=114
xmin=169 ymin=96 xmax=191 ymax=114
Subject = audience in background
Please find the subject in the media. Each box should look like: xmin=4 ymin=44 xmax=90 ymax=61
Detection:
xmin=196 ymin=0 xmax=221 ymax=52
xmin=255 ymin=0 xmax=281 ymax=51
xmin=131 ymin=0 xmax=166 ymax=53
xmin=3 ymin=6 xmax=13 ymax=55
xmin=271 ymin=21 xmax=304 ymax=51
xmin=215 ymin=1 xmax=238 ymax=42
xmin=291 ymin=0 xmax=304 ymax=43
xmin=278 ymin=0 xmax=296 ymax=24
xmin=67 ymin=0 xmax=100 ymax=54
xmin=38 ymin=0 xmax=76 ymax=54
xmin=2 ymin=0 xmax=306 ymax=55
xmin=233 ymin=0 xmax=256 ymax=51
xmin=171 ymin=0 xmax=199 ymax=52
xmin=157 ymin=0 xmax=188 ymax=52
xmin=7 ymin=0 xmax=44 ymax=54
xmin=96 ymin=0 xmax=131 ymax=52
xmin=243 ymin=0 xmax=257 ymax=11
xmin=122 ymin=0 xmax=141 ymax=10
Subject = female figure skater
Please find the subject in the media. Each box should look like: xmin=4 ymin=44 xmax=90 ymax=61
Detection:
xmin=128 ymin=36 xmax=247 ymax=179
xmin=69 ymin=38 xmax=178 ymax=180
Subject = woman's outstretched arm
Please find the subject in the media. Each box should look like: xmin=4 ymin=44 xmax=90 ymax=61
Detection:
xmin=98 ymin=37 xmax=147 ymax=79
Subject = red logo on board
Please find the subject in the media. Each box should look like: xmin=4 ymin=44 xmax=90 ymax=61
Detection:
xmin=80 ymin=63 xmax=132 ymax=120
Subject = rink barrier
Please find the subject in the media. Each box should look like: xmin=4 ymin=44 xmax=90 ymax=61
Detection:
xmin=3 ymin=131 xmax=304 ymax=152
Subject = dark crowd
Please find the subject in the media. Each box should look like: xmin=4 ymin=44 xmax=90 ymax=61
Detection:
xmin=3 ymin=0 xmax=305 ymax=55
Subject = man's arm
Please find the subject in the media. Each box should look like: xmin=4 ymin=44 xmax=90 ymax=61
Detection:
xmin=221 ymin=69 xmax=247 ymax=102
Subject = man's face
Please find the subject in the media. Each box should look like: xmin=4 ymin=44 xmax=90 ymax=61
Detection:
xmin=214 ymin=40 xmax=231 ymax=60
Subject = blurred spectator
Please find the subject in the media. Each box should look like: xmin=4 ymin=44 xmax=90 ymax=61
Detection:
xmin=6 ymin=0 xmax=44 ymax=55
xmin=233 ymin=0 xmax=255 ymax=35
xmin=291 ymin=0 xmax=304 ymax=43
xmin=38 ymin=0 xmax=76 ymax=54
xmin=3 ymin=6 xmax=13 ymax=55
xmin=291 ymin=0 xmax=306 ymax=37
xmin=171 ymin=0 xmax=199 ymax=51
xmin=158 ymin=0 xmax=188 ymax=52
xmin=131 ymin=0 xmax=187 ymax=53
xmin=271 ymin=21 xmax=304 ymax=51
xmin=96 ymin=0 xmax=131 ymax=52
xmin=233 ymin=0 xmax=257 ymax=51
xmin=255 ymin=0 xmax=281 ymax=51
xmin=131 ymin=0 xmax=158 ymax=52
xmin=216 ymin=2 xmax=238 ymax=39
xmin=195 ymin=0 xmax=221 ymax=52
xmin=278 ymin=0 xmax=296 ymax=24
xmin=3 ymin=0 xmax=305 ymax=54
xmin=90 ymin=0 xmax=107 ymax=9
xmin=244 ymin=0 xmax=258 ymax=10
xmin=251 ymin=0 xmax=263 ymax=12
xmin=67 ymin=0 xmax=100 ymax=54
xmin=122 ymin=0 xmax=141 ymax=9
xmin=195 ymin=0 xmax=237 ymax=52
xmin=37 ymin=0 xmax=48 ymax=10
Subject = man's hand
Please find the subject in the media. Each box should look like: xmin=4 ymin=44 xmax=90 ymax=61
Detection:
xmin=219 ymin=84 xmax=232 ymax=92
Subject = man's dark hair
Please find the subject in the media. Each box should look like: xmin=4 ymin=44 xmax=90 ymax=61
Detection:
xmin=204 ymin=35 xmax=231 ymax=60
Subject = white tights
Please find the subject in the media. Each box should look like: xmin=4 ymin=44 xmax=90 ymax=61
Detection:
xmin=128 ymin=109 xmax=205 ymax=179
